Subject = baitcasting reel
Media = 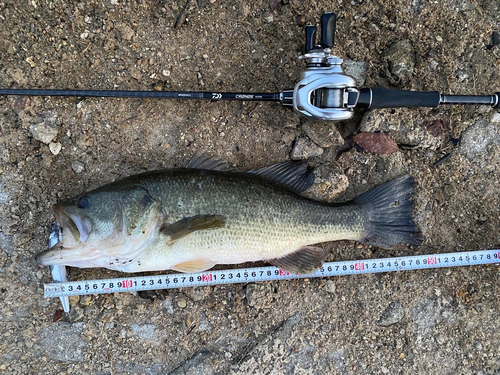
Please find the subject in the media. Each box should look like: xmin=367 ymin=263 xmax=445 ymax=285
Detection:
xmin=282 ymin=13 xmax=499 ymax=121
xmin=0 ymin=12 xmax=498 ymax=122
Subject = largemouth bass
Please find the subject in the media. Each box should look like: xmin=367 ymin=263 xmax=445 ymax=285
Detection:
xmin=37 ymin=157 xmax=422 ymax=275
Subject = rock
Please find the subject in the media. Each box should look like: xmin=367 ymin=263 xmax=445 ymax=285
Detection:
xmin=131 ymin=324 xmax=158 ymax=341
xmin=382 ymin=39 xmax=415 ymax=83
xmin=68 ymin=306 xmax=85 ymax=323
xmin=49 ymin=142 xmax=62 ymax=155
xmin=295 ymin=15 xmax=306 ymax=27
xmin=459 ymin=119 xmax=500 ymax=162
xmin=290 ymin=137 xmax=324 ymax=160
xmin=183 ymin=287 xmax=211 ymax=301
xmin=263 ymin=12 xmax=274 ymax=23
xmin=38 ymin=322 xmax=87 ymax=362
xmin=377 ymin=301 xmax=405 ymax=327
xmin=309 ymin=164 xmax=349 ymax=201
xmin=359 ymin=109 xmax=444 ymax=150
xmin=325 ymin=280 xmax=336 ymax=294
xmin=196 ymin=312 xmax=213 ymax=332
xmin=302 ymin=122 xmax=344 ymax=149
xmin=490 ymin=112 xmax=500 ymax=124
xmin=245 ymin=283 xmax=274 ymax=308
xmin=177 ymin=297 xmax=187 ymax=308
xmin=71 ymin=160 xmax=85 ymax=174
xmin=115 ymin=23 xmax=134 ymax=40
xmin=343 ymin=59 xmax=367 ymax=86
xmin=29 ymin=115 xmax=59 ymax=144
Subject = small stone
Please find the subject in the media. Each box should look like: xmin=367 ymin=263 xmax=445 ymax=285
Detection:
xmin=302 ymin=122 xmax=344 ymax=149
xmin=183 ymin=287 xmax=210 ymax=301
xmin=290 ymin=137 xmax=324 ymax=160
xmin=490 ymin=112 xmax=500 ymax=124
xmin=376 ymin=301 xmax=405 ymax=327
xmin=459 ymin=119 xmax=500 ymax=162
xmin=162 ymin=69 xmax=171 ymax=77
xmin=68 ymin=306 xmax=85 ymax=323
xmin=263 ymin=12 xmax=273 ymax=22
xmin=382 ymin=39 xmax=415 ymax=83
xmin=309 ymin=164 xmax=349 ymax=200
xmin=71 ymin=160 xmax=84 ymax=174
xmin=177 ymin=298 xmax=187 ymax=308
xmin=245 ymin=283 xmax=274 ymax=308
xmin=295 ymin=15 xmax=306 ymax=27
xmin=343 ymin=60 xmax=367 ymax=86
xmin=49 ymin=142 xmax=62 ymax=155
xmin=325 ymin=280 xmax=336 ymax=294
xmin=30 ymin=117 xmax=59 ymax=144
xmin=116 ymin=23 xmax=134 ymax=41
xmin=25 ymin=56 xmax=36 ymax=67
xmin=69 ymin=295 xmax=80 ymax=305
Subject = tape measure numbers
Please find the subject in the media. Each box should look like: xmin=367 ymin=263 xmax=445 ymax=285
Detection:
xmin=44 ymin=249 xmax=499 ymax=299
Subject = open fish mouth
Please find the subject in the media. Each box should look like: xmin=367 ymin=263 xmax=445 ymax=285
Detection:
xmin=54 ymin=204 xmax=92 ymax=247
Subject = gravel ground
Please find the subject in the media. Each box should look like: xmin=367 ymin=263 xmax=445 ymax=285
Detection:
xmin=1 ymin=0 xmax=499 ymax=374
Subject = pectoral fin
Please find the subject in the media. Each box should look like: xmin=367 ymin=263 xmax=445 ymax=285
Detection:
xmin=268 ymin=246 xmax=325 ymax=275
xmin=161 ymin=214 xmax=226 ymax=244
xmin=172 ymin=258 xmax=216 ymax=273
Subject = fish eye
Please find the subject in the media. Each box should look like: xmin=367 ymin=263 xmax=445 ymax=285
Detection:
xmin=77 ymin=196 xmax=90 ymax=209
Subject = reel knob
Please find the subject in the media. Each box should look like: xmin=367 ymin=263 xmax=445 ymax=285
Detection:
xmin=320 ymin=12 xmax=336 ymax=48
xmin=305 ymin=25 xmax=317 ymax=53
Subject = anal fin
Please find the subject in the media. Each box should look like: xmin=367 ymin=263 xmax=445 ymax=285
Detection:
xmin=172 ymin=258 xmax=216 ymax=273
xmin=268 ymin=246 xmax=325 ymax=275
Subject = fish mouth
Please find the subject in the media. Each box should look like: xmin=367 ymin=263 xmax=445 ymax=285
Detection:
xmin=55 ymin=204 xmax=92 ymax=246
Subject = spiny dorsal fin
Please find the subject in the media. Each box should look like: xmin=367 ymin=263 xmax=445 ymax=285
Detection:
xmin=160 ymin=214 xmax=226 ymax=244
xmin=184 ymin=156 xmax=232 ymax=172
xmin=267 ymin=246 xmax=325 ymax=275
xmin=249 ymin=161 xmax=315 ymax=194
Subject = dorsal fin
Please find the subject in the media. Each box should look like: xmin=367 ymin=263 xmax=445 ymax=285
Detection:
xmin=184 ymin=156 xmax=232 ymax=172
xmin=249 ymin=160 xmax=315 ymax=194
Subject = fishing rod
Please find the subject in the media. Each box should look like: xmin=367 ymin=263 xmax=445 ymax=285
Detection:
xmin=1 ymin=12 xmax=498 ymax=122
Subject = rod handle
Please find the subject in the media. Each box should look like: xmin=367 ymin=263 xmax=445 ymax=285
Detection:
xmin=357 ymin=88 xmax=441 ymax=109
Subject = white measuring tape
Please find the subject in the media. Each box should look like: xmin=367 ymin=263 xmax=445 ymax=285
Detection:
xmin=44 ymin=249 xmax=499 ymax=299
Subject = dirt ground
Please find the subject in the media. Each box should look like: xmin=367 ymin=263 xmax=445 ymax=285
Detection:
xmin=1 ymin=0 xmax=499 ymax=373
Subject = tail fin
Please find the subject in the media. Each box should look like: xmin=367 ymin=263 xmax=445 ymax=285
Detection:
xmin=355 ymin=175 xmax=423 ymax=247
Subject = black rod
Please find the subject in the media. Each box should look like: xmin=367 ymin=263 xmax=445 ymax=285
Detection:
xmin=0 ymin=89 xmax=281 ymax=101
xmin=440 ymin=94 xmax=497 ymax=106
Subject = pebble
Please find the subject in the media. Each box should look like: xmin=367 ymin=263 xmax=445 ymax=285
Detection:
xmin=343 ymin=60 xmax=367 ymax=86
xmin=376 ymin=301 xmax=405 ymax=327
xmin=295 ymin=15 xmax=306 ymax=27
xmin=459 ymin=119 xmax=500 ymax=162
xmin=263 ymin=12 xmax=274 ymax=23
xmin=30 ymin=118 xmax=59 ymax=144
xmin=490 ymin=112 xmax=500 ymax=124
xmin=325 ymin=280 xmax=336 ymax=294
xmin=302 ymin=122 xmax=344 ymax=149
xmin=245 ymin=283 xmax=274 ymax=308
xmin=69 ymin=306 xmax=85 ymax=323
xmin=49 ymin=142 xmax=62 ymax=155
xmin=71 ymin=160 xmax=84 ymax=174
xmin=177 ymin=298 xmax=187 ymax=308
xmin=382 ymin=39 xmax=415 ymax=83
xmin=290 ymin=137 xmax=324 ymax=160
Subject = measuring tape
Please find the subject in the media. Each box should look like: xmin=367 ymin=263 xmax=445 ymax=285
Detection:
xmin=44 ymin=249 xmax=499 ymax=299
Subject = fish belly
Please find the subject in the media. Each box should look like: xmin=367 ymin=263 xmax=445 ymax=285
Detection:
xmin=122 ymin=207 xmax=364 ymax=272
